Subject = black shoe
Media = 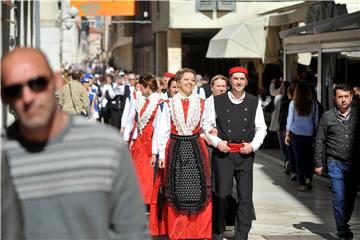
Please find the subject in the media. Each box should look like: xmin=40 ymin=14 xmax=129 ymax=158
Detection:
xmin=344 ymin=228 xmax=353 ymax=240
xmin=212 ymin=233 xmax=224 ymax=240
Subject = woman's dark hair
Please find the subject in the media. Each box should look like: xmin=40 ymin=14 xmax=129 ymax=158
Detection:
xmin=139 ymin=73 xmax=158 ymax=92
xmin=293 ymin=80 xmax=313 ymax=116
xmin=280 ymin=81 xmax=290 ymax=97
xmin=167 ymin=77 xmax=176 ymax=89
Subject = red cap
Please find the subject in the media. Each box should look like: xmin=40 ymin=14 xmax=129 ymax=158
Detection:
xmin=229 ymin=66 xmax=248 ymax=76
xmin=163 ymin=72 xmax=175 ymax=78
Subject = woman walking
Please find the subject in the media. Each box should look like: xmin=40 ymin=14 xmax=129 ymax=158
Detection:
xmin=123 ymin=74 xmax=162 ymax=205
xmin=149 ymin=68 xmax=212 ymax=239
xmin=285 ymin=80 xmax=319 ymax=191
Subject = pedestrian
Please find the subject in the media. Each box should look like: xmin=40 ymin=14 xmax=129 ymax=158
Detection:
xmin=204 ymin=66 xmax=267 ymax=240
xmin=202 ymin=74 xmax=228 ymax=145
xmin=149 ymin=68 xmax=213 ymax=239
xmin=278 ymin=82 xmax=296 ymax=178
xmin=314 ymin=84 xmax=359 ymax=240
xmin=162 ymin=72 xmax=175 ymax=87
xmin=270 ymin=81 xmax=290 ymax=172
xmin=106 ymin=75 xmax=130 ymax=129
xmin=1 ymin=47 xmax=149 ymax=239
xmin=80 ymin=73 xmax=99 ymax=120
xmin=123 ymin=74 xmax=162 ymax=207
xmin=166 ymin=77 xmax=178 ymax=99
xmin=352 ymin=85 xmax=360 ymax=108
xmin=285 ymin=80 xmax=319 ymax=191
xmin=58 ymin=69 xmax=90 ymax=116
xmin=120 ymin=80 xmax=143 ymax=135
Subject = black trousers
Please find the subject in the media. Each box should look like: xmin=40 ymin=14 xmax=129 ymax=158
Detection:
xmin=212 ymin=149 xmax=255 ymax=240
xmin=110 ymin=109 xmax=123 ymax=130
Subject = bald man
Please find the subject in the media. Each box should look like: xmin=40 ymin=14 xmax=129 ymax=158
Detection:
xmin=1 ymin=48 xmax=149 ymax=239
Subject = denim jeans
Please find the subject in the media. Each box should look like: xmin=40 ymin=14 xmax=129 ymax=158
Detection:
xmin=290 ymin=132 xmax=314 ymax=185
xmin=327 ymin=159 xmax=357 ymax=234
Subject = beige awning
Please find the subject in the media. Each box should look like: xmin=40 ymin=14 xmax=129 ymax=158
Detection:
xmin=206 ymin=19 xmax=267 ymax=60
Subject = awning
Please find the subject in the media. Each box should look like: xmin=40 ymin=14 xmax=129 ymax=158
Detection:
xmin=206 ymin=19 xmax=267 ymax=60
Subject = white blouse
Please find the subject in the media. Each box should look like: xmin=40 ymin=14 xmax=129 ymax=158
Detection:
xmin=123 ymin=92 xmax=161 ymax=156
xmin=153 ymin=93 xmax=212 ymax=159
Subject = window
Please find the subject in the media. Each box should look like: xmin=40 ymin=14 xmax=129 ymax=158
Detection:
xmin=196 ymin=0 xmax=235 ymax=12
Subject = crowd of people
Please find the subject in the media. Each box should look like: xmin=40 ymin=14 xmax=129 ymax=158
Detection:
xmin=1 ymin=47 xmax=359 ymax=240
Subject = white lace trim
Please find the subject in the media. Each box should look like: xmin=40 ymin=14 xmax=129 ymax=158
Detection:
xmin=170 ymin=93 xmax=201 ymax=135
xmin=137 ymin=93 xmax=160 ymax=135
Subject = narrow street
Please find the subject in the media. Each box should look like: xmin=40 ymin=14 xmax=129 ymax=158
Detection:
xmin=242 ymin=150 xmax=360 ymax=240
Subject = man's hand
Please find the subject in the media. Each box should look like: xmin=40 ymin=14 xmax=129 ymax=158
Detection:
xmin=217 ymin=141 xmax=230 ymax=153
xmin=150 ymin=154 xmax=157 ymax=168
xmin=239 ymin=142 xmax=253 ymax=155
xmin=158 ymin=159 xmax=165 ymax=169
xmin=120 ymin=128 xmax=124 ymax=135
xmin=314 ymin=167 xmax=323 ymax=175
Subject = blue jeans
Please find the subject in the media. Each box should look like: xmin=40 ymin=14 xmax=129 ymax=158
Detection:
xmin=327 ymin=159 xmax=357 ymax=234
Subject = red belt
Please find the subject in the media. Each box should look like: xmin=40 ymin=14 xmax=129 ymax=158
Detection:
xmin=228 ymin=143 xmax=245 ymax=153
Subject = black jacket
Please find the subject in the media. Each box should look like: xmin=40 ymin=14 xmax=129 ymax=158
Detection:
xmin=314 ymin=107 xmax=359 ymax=167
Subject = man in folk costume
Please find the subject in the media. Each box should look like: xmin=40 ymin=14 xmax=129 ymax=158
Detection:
xmin=204 ymin=66 xmax=267 ymax=240
xmin=123 ymin=74 xmax=162 ymax=206
xmin=149 ymin=68 xmax=214 ymax=240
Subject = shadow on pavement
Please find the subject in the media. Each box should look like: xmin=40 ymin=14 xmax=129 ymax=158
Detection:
xmin=255 ymin=149 xmax=360 ymax=240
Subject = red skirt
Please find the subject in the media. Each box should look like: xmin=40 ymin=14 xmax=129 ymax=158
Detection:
xmin=149 ymin=137 xmax=212 ymax=239
xmin=130 ymin=132 xmax=154 ymax=204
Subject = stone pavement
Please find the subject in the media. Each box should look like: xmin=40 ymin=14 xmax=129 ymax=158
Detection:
xmin=152 ymin=148 xmax=360 ymax=240
xmin=231 ymin=149 xmax=360 ymax=240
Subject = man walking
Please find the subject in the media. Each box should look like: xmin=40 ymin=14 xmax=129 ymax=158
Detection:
xmin=1 ymin=47 xmax=149 ymax=239
xmin=59 ymin=69 xmax=90 ymax=116
xmin=314 ymin=84 xmax=359 ymax=240
xmin=204 ymin=66 xmax=267 ymax=240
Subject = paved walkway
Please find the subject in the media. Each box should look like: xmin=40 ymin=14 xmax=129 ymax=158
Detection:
xmin=152 ymin=149 xmax=360 ymax=240
xmin=242 ymin=150 xmax=360 ymax=240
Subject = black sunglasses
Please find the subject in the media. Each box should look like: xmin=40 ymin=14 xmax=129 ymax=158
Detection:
xmin=2 ymin=76 xmax=49 ymax=100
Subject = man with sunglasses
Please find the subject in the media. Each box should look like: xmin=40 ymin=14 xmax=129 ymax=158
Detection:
xmin=1 ymin=48 xmax=149 ymax=239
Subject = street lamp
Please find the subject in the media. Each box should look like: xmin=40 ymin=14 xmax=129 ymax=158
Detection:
xmin=59 ymin=6 xmax=79 ymax=64
xmin=59 ymin=6 xmax=79 ymax=29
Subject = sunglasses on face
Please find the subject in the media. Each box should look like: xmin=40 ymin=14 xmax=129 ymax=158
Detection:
xmin=2 ymin=76 xmax=49 ymax=100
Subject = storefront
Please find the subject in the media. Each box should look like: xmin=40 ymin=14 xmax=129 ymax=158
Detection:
xmin=280 ymin=11 xmax=360 ymax=110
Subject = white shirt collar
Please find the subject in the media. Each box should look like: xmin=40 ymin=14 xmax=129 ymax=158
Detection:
xmin=228 ymin=91 xmax=246 ymax=104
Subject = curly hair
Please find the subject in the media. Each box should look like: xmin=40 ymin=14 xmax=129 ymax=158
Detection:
xmin=175 ymin=68 xmax=196 ymax=82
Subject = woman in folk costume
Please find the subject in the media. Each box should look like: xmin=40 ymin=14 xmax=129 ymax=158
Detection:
xmin=120 ymin=81 xmax=142 ymax=135
xmin=123 ymin=74 xmax=162 ymax=205
xmin=149 ymin=68 xmax=212 ymax=240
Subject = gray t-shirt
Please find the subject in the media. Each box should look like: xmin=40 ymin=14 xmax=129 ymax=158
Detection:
xmin=3 ymin=115 xmax=149 ymax=239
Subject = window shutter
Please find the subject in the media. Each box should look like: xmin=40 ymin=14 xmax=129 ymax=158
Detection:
xmin=216 ymin=0 xmax=235 ymax=11
xmin=196 ymin=0 xmax=215 ymax=11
